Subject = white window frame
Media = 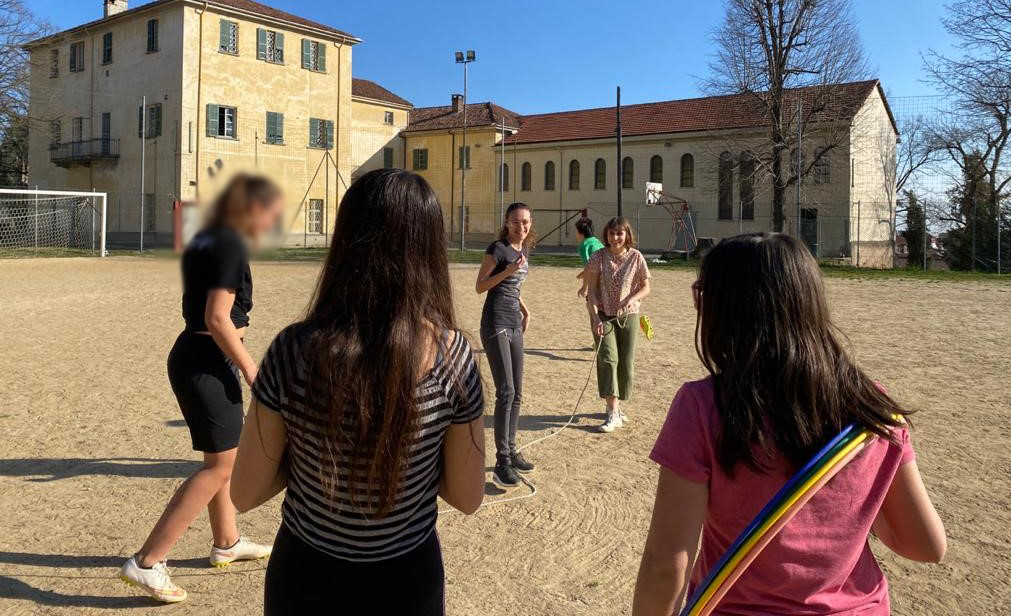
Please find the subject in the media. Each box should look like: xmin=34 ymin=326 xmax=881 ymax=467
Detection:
xmin=384 ymin=111 xmax=394 ymax=125
xmin=220 ymin=20 xmax=238 ymax=55
xmin=308 ymin=199 xmax=324 ymax=233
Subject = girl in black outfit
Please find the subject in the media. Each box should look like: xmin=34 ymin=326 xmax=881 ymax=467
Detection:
xmin=120 ymin=175 xmax=282 ymax=604
xmin=476 ymin=202 xmax=536 ymax=489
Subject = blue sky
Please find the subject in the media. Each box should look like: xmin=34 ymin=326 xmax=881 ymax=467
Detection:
xmin=28 ymin=0 xmax=958 ymax=113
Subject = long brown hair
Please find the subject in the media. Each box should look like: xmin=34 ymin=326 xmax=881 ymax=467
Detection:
xmin=695 ymin=233 xmax=910 ymax=476
xmin=603 ymin=216 xmax=636 ymax=249
xmin=205 ymin=173 xmax=281 ymax=230
xmin=497 ymin=202 xmax=537 ymax=248
xmin=302 ymin=169 xmax=457 ymax=516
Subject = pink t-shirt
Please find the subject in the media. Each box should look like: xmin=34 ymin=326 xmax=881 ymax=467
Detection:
xmin=650 ymin=378 xmax=915 ymax=615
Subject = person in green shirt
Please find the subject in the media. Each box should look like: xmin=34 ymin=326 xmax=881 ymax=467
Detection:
xmin=576 ymin=217 xmax=605 ymax=298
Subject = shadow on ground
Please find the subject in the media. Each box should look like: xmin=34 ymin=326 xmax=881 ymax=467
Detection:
xmin=0 ymin=575 xmax=158 ymax=609
xmin=0 ymin=458 xmax=200 ymax=481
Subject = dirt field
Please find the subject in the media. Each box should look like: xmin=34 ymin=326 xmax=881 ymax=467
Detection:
xmin=0 ymin=256 xmax=1008 ymax=615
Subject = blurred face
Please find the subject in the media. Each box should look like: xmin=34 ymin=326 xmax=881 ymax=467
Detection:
xmin=506 ymin=208 xmax=532 ymax=244
xmin=606 ymin=225 xmax=628 ymax=251
xmin=248 ymin=196 xmax=284 ymax=239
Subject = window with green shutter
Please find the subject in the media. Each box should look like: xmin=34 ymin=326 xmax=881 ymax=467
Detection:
xmin=147 ymin=19 xmax=159 ymax=53
xmin=412 ymin=148 xmax=428 ymax=171
xmin=148 ymin=104 xmax=162 ymax=138
xmin=266 ymin=111 xmax=284 ymax=144
xmin=458 ymin=146 xmax=470 ymax=169
xmin=258 ymin=28 xmax=284 ymax=64
xmin=207 ymin=104 xmax=237 ymax=138
xmin=309 ymin=118 xmax=333 ymax=149
xmin=70 ymin=41 xmax=85 ymax=72
xmin=102 ymin=32 xmax=113 ymax=64
xmin=383 ymin=148 xmax=394 ymax=168
xmin=301 ymin=39 xmax=325 ymax=72
xmin=219 ymin=20 xmax=238 ymax=54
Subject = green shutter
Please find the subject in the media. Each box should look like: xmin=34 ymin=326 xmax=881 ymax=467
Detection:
xmin=276 ymin=112 xmax=284 ymax=143
xmin=138 ymin=106 xmax=143 ymax=138
xmin=384 ymin=148 xmax=394 ymax=168
xmin=309 ymin=118 xmax=319 ymax=147
xmin=219 ymin=20 xmax=230 ymax=52
xmin=318 ymin=43 xmax=326 ymax=72
xmin=325 ymin=120 xmax=334 ymax=150
xmin=301 ymin=39 xmax=311 ymax=69
xmin=266 ymin=112 xmax=274 ymax=142
xmin=256 ymin=28 xmax=266 ymax=60
xmin=275 ymin=32 xmax=284 ymax=62
xmin=207 ymin=104 xmax=219 ymax=136
xmin=412 ymin=149 xmax=419 ymax=170
xmin=154 ymin=105 xmax=162 ymax=137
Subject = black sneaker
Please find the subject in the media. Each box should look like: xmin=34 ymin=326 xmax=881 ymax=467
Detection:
xmin=510 ymin=452 xmax=535 ymax=475
xmin=492 ymin=463 xmax=520 ymax=489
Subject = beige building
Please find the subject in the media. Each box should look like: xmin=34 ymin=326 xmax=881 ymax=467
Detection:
xmin=350 ymin=78 xmax=411 ymax=180
xmin=25 ymin=0 xmax=359 ymax=247
xmin=403 ymin=81 xmax=899 ymax=267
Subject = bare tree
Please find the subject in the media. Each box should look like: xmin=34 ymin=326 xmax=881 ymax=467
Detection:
xmin=0 ymin=0 xmax=50 ymax=186
xmin=924 ymin=0 xmax=1011 ymax=220
xmin=705 ymin=0 xmax=870 ymax=231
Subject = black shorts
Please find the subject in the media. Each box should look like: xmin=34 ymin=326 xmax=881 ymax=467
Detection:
xmin=167 ymin=332 xmax=243 ymax=453
xmin=264 ymin=523 xmax=445 ymax=615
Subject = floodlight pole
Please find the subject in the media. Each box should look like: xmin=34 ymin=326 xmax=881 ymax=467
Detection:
xmin=456 ymin=50 xmax=475 ymax=252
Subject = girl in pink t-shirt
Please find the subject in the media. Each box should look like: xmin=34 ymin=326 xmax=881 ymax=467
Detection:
xmin=633 ymin=233 xmax=946 ymax=616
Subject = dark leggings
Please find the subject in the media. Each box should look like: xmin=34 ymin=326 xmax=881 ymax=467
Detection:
xmin=481 ymin=326 xmax=524 ymax=466
xmin=265 ymin=523 xmax=445 ymax=615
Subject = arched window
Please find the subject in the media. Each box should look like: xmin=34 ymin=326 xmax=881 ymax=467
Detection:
xmin=813 ymin=147 xmax=831 ymax=184
xmin=739 ymin=152 xmax=756 ymax=220
xmin=650 ymin=155 xmax=663 ymax=183
xmin=622 ymin=157 xmax=634 ymax=189
xmin=499 ymin=163 xmax=509 ymax=192
xmin=718 ymin=151 xmax=734 ymax=220
xmin=680 ymin=153 xmax=694 ymax=188
xmin=544 ymin=161 xmax=555 ymax=190
xmin=569 ymin=160 xmax=580 ymax=190
xmin=594 ymin=158 xmax=606 ymax=190
xmin=521 ymin=162 xmax=531 ymax=191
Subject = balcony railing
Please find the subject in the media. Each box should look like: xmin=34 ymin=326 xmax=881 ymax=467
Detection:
xmin=50 ymin=138 xmax=120 ymax=167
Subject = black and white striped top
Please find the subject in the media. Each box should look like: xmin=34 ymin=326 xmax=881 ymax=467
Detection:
xmin=252 ymin=324 xmax=484 ymax=562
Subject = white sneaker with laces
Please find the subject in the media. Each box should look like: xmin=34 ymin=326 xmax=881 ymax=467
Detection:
xmin=209 ymin=537 xmax=273 ymax=567
xmin=598 ymin=412 xmax=624 ymax=433
xmin=120 ymin=555 xmax=187 ymax=603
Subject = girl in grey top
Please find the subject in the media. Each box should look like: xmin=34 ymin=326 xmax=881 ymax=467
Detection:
xmin=475 ymin=202 xmax=536 ymax=488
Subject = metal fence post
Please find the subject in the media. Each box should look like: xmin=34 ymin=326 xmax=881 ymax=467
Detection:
xmin=34 ymin=185 xmax=39 ymax=254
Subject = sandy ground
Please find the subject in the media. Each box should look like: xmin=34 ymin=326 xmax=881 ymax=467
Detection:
xmin=0 ymin=256 xmax=1008 ymax=615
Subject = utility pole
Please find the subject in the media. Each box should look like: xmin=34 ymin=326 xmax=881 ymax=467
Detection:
xmin=616 ymin=86 xmax=623 ymax=217
xmin=140 ymin=95 xmax=146 ymax=252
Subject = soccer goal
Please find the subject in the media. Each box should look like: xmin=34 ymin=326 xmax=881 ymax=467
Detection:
xmin=0 ymin=189 xmax=107 ymax=258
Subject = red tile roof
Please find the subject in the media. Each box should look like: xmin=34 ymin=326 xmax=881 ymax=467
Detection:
xmin=25 ymin=0 xmax=357 ymax=48
xmin=504 ymin=80 xmax=893 ymax=145
xmin=405 ymin=102 xmax=521 ymax=133
xmin=352 ymin=79 xmax=412 ymax=108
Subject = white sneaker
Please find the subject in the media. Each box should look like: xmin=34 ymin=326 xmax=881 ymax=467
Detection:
xmin=120 ymin=555 xmax=187 ymax=603
xmin=209 ymin=537 xmax=273 ymax=567
xmin=598 ymin=412 xmax=624 ymax=433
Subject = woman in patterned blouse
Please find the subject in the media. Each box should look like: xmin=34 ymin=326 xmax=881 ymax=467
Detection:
xmin=584 ymin=216 xmax=651 ymax=433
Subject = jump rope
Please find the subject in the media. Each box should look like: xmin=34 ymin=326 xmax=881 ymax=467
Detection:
xmin=438 ymin=314 xmax=652 ymax=515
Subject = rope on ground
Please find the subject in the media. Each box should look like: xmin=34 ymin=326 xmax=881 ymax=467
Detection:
xmin=439 ymin=316 xmax=625 ymax=515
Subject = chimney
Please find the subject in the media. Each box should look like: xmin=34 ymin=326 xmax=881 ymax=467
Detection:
xmin=104 ymin=0 xmax=128 ymax=18
xmin=452 ymin=94 xmax=464 ymax=113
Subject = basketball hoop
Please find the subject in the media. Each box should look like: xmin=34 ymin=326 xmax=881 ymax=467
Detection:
xmin=644 ymin=182 xmax=698 ymax=257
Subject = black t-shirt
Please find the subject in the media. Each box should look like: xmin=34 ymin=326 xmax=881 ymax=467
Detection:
xmin=181 ymin=225 xmax=252 ymax=331
xmin=480 ymin=240 xmax=528 ymax=329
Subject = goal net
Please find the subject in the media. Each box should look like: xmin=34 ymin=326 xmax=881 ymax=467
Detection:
xmin=0 ymin=189 xmax=107 ymax=258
